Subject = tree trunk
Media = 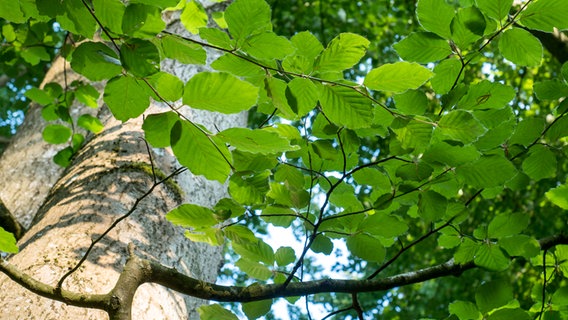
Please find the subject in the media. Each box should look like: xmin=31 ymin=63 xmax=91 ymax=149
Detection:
xmin=0 ymin=8 xmax=244 ymax=319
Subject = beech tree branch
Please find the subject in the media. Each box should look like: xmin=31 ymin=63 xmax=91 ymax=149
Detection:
xmin=2 ymin=234 xmax=567 ymax=315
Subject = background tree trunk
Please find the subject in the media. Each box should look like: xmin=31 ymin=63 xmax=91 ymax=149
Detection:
xmin=0 ymin=7 xmax=244 ymax=319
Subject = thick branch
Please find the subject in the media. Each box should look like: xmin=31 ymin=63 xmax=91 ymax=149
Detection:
xmin=1 ymin=234 xmax=567 ymax=310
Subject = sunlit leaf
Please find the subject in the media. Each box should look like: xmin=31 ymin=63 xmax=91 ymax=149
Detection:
xmin=394 ymin=32 xmax=452 ymax=63
xmin=476 ymin=0 xmax=513 ymax=21
xmin=120 ymin=39 xmax=160 ymax=77
xmin=122 ymin=3 xmax=165 ymax=38
xmin=365 ymin=62 xmax=433 ymax=93
xmin=77 ymin=114 xmax=104 ymax=134
xmin=315 ymin=33 xmax=370 ymax=76
xmin=198 ymin=304 xmax=238 ymax=320
xmin=319 ymin=84 xmax=374 ymax=129
xmin=0 ymin=227 xmax=18 ymax=253
xmin=160 ymin=34 xmax=207 ymax=65
xmin=546 ymin=184 xmax=568 ymax=210
xmin=171 ymin=119 xmax=232 ymax=182
xmin=520 ymin=0 xmax=568 ymax=32
xmin=225 ymin=0 xmax=271 ymax=44
xmin=183 ymin=72 xmax=259 ymax=113
xmin=416 ymin=0 xmax=455 ymax=39
xmin=180 ymin=0 xmax=208 ymax=34
xmin=499 ymin=28 xmax=542 ymax=67
xmin=166 ymin=204 xmax=218 ymax=228
xmin=104 ymin=75 xmax=151 ymax=121
xmin=42 ymin=124 xmax=71 ymax=144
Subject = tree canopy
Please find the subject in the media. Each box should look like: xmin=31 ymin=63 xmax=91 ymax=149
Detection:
xmin=1 ymin=0 xmax=568 ymax=319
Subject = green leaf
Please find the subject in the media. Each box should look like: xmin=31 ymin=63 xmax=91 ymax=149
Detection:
xmin=438 ymin=110 xmax=487 ymax=144
xmin=315 ymin=33 xmax=370 ymax=76
xmin=487 ymin=309 xmax=530 ymax=320
xmin=93 ymin=0 xmax=125 ymax=34
xmin=57 ymin=0 xmax=97 ymax=38
xmin=431 ymin=58 xmax=463 ymax=95
xmin=235 ymin=259 xmax=272 ymax=281
xmin=120 ymin=39 xmax=160 ymax=77
xmin=25 ymin=87 xmax=54 ymax=106
xmin=0 ymin=2 xmax=25 ymax=23
xmin=552 ymin=287 xmax=568 ymax=306
xmin=172 ymin=120 xmax=232 ymax=182
xmin=534 ymin=80 xmax=568 ymax=100
xmin=456 ymin=155 xmax=517 ymax=188
xmin=185 ymin=227 xmax=223 ymax=246
xmin=241 ymin=32 xmax=294 ymax=60
xmin=211 ymin=54 xmax=264 ymax=80
xmin=71 ymin=42 xmax=122 ymax=81
xmin=546 ymin=184 xmax=568 ymax=210
xmin=562 ymin=61 xmax=568 ymax=83
xmin=458 ymin=80 xmax=515 ymax=110
xmin=508 ymin=117 xmax=544 ymax=146
xmin=455 ymin=238 xmax=480 ymax=263
xmin=522 ymin=145 xmax=557 ymax=181
xmin=53 ymin=146 xmax=75 ymax=167
xmin=183 ymin=72 xmax=259 ymax=114
xmin=0 ymin=227 xmax=18 ymax=253
xmin=423 ymin=142 xmax=480 ymax=166
xmin=393 ymin=90 xmax=428 ymax=115
xmin=476 ymin=0 xmax=513 ymax=21
xmin=242 ymin=299 xmax=273 ymax=320
xmin=286 ymin=78 xmax=319 ymax=117
xmin=488 ymin=212 xmax=529 ymax=238
xmin=200 ymin=27 xmax=235 ymax=50
xmin=418 ymin=190 xmax=447 ymax=222
xmin=498 ymin=28 xmax=542 ymax=67
xmin=229 ymin=171 xmax=270 ymax=205
xmin=180 ymin=0 xmax=208 ymax=34
xmin=233 ymin=239 xmax=274 ymax=265
xmin=104 ymin=75 xmax=150 ymax=121
xmin=394 ymin=32 xmax=452 ymax=63
xmin=319 ymin=84 xmax=374 ymax=129
xmin=75 ymin=84 xmax=100 ymax=108
xmin=160 ymin=34 xmax=207 ymax=65
xmin=365 ymin=62 xmax=433 ymax=93
xmin=451 ymin=7 xmax=486 ymax=48
xmin=449 ymin=300 xmax=481 ymax=320
xmin=141 ymin=112 xmax=178 ymax=148
xmin=474 ymin=244 xmax=510 ymax=271
xmin=416 ymin=0 xmax=455 ymax=39
xmin=346 ymin=234 xmax=386 ymax=262
xmin=311 ymin=234 xmax=333 ymax=255
xmin=145 ymin=72 xmax=184 ymax=102
xmin=520 ymin=0 xmax=568 ymax=32
xmin=42 ymin=124 xmax=72 ymax=144
xmin=475 ymin=280 xmax=513 ymax=314
xmin=263 ymin=77 xmax=297 ymax=119
xmin=360 ymin=213 xmax=408 ymax=238
xmin=499 ymin=235 xmax=540 ymax=259
xmin=77 ymin=114 xmax=104 ymax=134
xmin=218 ymin=128 xmax=298 ymax=155
xmin=391 ymin=118 xmax=433 ymax=152
xmin=282 ymin=31 xmax=323 ymax=74
xmin=198 ymin=304 xmax=238 ymax=320
xmin=275 ymin=246 xmax=296 ymax=266
xmin=225 ymin=0 xmax=272 ymax=44
xmin=122 ymin=3 xmax=165 ymax=38
xmin=166 ymin=204 xmax=218 ymax=228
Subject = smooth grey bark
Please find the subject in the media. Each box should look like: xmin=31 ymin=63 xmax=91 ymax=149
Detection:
xmin=0 ymin=5 xmax=244 ymax=319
